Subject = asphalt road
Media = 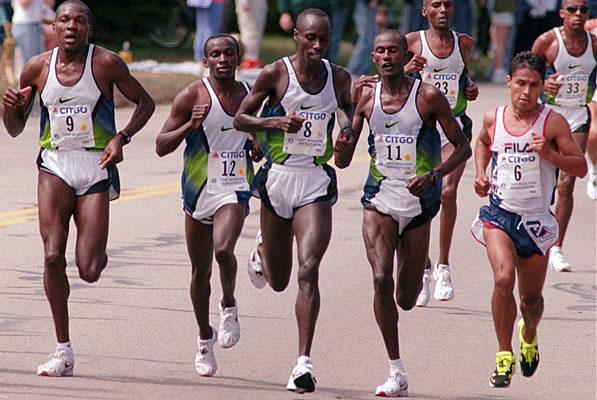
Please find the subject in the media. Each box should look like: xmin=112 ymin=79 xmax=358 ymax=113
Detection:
xmin=0 ymin=82 xmax=595 ymax=400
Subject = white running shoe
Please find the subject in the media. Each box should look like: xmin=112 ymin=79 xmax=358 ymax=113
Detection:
xmin=195 ymin=327 xmax=218 ymax=376
xmin=286 ymin=356 xmax=316 ymax=393
xmin=587 ymin=164 xmax=597 ymax=200
xmin=549 ymin=247 xmax=571 ymax=272
xmin=218 ymin=300 xmax=240 ymax=348
xmin=433 ymin=263 xmax=455 ymax=301
xmin=247 ymin=230 xmax=266 ymax=289
xmin=375 ymin=371 xmax=408 ymax=397
xmin=37 ymin=345 xmax=75 ymax=377
xmin=415 ymin=269 xmax=432 ymax=307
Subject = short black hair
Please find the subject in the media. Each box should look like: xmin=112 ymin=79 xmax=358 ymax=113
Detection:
xmin=56 ymin=0 xmax=92 ymax=22
xmin=203 ymin=34 xmax=241 ymax=58
xmin=509 ymin=51 xmax=546 ymax=79
xmin=295 ymin=8 xmax=330 ymax=32
xmin=375 ymin=29 xmax=408 ymax=53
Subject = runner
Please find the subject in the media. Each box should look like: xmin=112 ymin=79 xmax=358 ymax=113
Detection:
xmin=531 ymin=0 xmax=597 ymax=271
xmin=472 ymin=51 xmax=587 ymax=388
xmin=351 ymin=30 xmax=471 ymax=397
xmin=404 ymin=0 xmax=479 ymax=306
xmin=233 ymin=8 xmax=354 ymax=393
xmin=156 ymin=34 xmax=254 ymax=377
xmin=1 ymin=0 xmax=155 ymax=376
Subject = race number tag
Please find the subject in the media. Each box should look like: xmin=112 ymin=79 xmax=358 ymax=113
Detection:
xmin=49 ymin=104 xmax=95 ymax=148
xmin=556 ymin=74 xmax=589 ymax=107
xmin=206 ymin=150 xmax=249 ymax=194
xmin=283 ymin=117 xmax=327 ymax=156
xmin=423 ymin=71 xmax=459 ymax=108
xmin=374 ymin=133 xmax=417 ymax=179
xmin=496 ymin=150 xmax=541 ymax=199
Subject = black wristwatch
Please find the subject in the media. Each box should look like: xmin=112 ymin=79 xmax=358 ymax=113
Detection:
xmin=430 ymin=169 xmax=440 ymax=183
xmin=117 ymin=131 xmax=131 ymax=145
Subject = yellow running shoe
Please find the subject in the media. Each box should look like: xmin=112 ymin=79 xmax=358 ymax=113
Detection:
xmin=518 ymin=319 xmax=539 ymax=377
xmin=490 ymin=351 xmax=515 ymax=388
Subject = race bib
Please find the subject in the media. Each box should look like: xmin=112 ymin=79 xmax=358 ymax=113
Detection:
xmin=374 ymin=133 xmax=417 ymax=179
xmin=423 ymin=70 xmax=459 ymax=108
xmin=556 ymin=74 xmax=589 ymax=107
xmin=206 ymin=150 xmax=249 ymax=194
xmin=283 ymin=117 xmax=327 ymax=156
xmin=496 ymin=151 xmax=541 ymax=199
xmin=49 ymin=104 xmax=95 ymax=148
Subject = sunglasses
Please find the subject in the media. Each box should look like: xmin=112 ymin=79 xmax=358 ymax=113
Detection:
xmin=564 ymin=5 xmax=589 ymax=13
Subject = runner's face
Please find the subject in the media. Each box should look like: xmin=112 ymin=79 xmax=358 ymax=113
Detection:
xmin=54 ymin=4 xmax=91 ymax=52
xmin=507 ymin=67 xmax=544 ymax=112
xmin=372 ymin=33 xmax=406 ymax=78
xmin=294 ymin=17 xmax=330 ymax=62
xmin=204 ymin=38 xmax=239 ymax=79
xmin=422 ymin=0 xmax=453 ymax=29
xmin=560 ymin=0 xmax=589 ymax=31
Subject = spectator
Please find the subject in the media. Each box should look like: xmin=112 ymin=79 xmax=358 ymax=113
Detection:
xmin=346 ymin=0 xmax=377 ymax=76
xmin=490 ymin=0 xmax=516 ymax=82
xmin=11 ymin=0 xmax=52 ymax=70
xmin=277 ymin=0 xmax=331 ymax=32
xmin=328 ymin=0 xmax=353 ymax=63
xmin=514 ymin=0 xmax=562 ymax=55
xmin=236 ymin=0 xmax=267 ymax=69
xmin=188 ymin=0 xmax=225 ymax=77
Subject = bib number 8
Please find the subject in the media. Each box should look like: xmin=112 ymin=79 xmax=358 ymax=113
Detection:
xmin=303 ymin=121 xmax=312 ymax=137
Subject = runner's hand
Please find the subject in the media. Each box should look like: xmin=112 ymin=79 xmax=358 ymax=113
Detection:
xmin=279 ymin=113 xmax=305 ymax=133
xmin=404 ymin=55 xmax=426 ymax=75
xmin=334 ymin=126 xmax=354 ymax=154
xmin=2 ymin=86 xmax=32 ymax=109
xmin=352 ymin=75 xmax=379 ymax=104
xmin=530 ymin=133 xmax=553 ymax=158
xmin=98 ymin=135 xmax=124 ymax=169
xmin=544 ymin=72 xmax=563 ymax=96
xmin=250 ymin=141 xmax=263 ymax=162
xmin=405 ymin=172 xmax=433 ymax=198
xmin=465 ymin=82 xmax=479 ymax=101
xmin=191 ymin=104 xmax=209 ymax=129
xmin=474 ymin=173 xmax=490 ymax=197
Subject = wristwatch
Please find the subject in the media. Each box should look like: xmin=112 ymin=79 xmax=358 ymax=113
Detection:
xmin=117 ymin=130 xmax=131 ymax=145
xmin=430 ymin=169 xmax=440 ymax=183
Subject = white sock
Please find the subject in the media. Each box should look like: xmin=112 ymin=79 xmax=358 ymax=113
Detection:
xmin=551 ymin=246 xmax=562 ymax=254
xmin=389 ymin=358 xmax=404 ymax=375
xmin=56 ymin=341 xmax=71 ymax=350
xmin=297 ymin=355 xmax=312 ymax=365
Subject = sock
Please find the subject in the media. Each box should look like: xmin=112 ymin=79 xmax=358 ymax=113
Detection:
xmin=297 ymin=355 xmax=312 ymax=365
xmin=551 ymin=246 xmax=562 ymax=254
xmin=56 ymin=341 xmax=71 ymax=350
xmin=389 ymin=358 xmax=404 ymax=375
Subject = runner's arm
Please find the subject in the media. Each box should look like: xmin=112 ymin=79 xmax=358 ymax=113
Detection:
xmin=332 ymin=66 xmax=356 ymax=168
xmin=233 ymin=63 xmax=304 ymax=133
xmin=534 ymin=111 xmax=587 ymax=177
xmin=2 ymin=56 xmax=43 ymax=136
xmin=156 ymin=84 xmax=207 ymax=157
xmin=474 ymin=111 xmax=494 ymax=197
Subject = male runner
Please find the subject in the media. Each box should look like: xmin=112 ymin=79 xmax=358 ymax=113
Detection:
xmin=233 ymin=8 xmax=354 ymax=393
xmin=472 ymin=52 xmax=587 ymax=388
xmin=351 ymin=30 xmax=470 ymax=397
xmin=156 ymin=34 xmax=254 ymax=377
xmin=531 ymin=0 xmax=597 ymax=271
xmin=2 ymin=0 xmax=155 ymax=376
xmin=404 ymin=0 xmax=479 ymax=306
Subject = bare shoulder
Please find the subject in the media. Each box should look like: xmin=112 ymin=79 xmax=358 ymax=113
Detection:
xmin=22 ymin=51 xmax=52 ymax=86
xmin=532 ymin=29 xmax=556 ymax=53
xmin=457 ymin=33 xmax=474 ymax=50
xmin=356 ymin=83 xmax=375 ymax=113
xmin=482 ymin=109 xmax=496 ymax=127
xmin=331 ymin=63 xmax=351 ymax=88
xmin=92 ymin=45 xmax=129 ymax=77
xmin=418 ymin=79 xmax=443 ymax=101
xmin=544 ymin=107 xmax=570 ymax=138
xmin=405 ymin=31 xmax=421 ymax=52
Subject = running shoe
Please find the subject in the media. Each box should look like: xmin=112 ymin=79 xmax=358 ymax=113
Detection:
xmin=218 ymin=300 xmax=240 ymax=348
xmin=375 ymin=371 xmax=408 ymax=397
xmin=415 ymin=269 xmax=432 ymax=307
xmin=247 ymin=230 xmax=266 ymax=288
xmin=195 ymin=326 xmax=218 ymax=376
xmin=433 ymin=263 xmax=455 ymax=301
xmin=37 ymin=345 xmax=75 ymax=377
xmin=286 ymin=356 xmax=316 ymax=393
xmin=489 ymin=351 xmax=515 ymax=388
xmin=549 ymin=247 xmax=571 ymax=272
xmin=518 ymin=319 xmax=539 ymax=377
xmin=587 ymin=164 xmax=597 ymax=200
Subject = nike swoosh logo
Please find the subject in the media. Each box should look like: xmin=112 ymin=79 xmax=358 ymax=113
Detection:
xmin=58 ymin=96 xmax=77 ymax=104
xmin=568 ymin=64 xmax=582 ymax=69
xmin=300 ymin=104 xmax=319 ymax=110
xmin=385 ymin=121 xmax=402 ymax=129
xmin=64 ymin=362 xmax=73 ymax=368
xmin=433 ymin=66 xmax=449 ymax=73
xmin=220 ymin=126 xmax=234 ymax=132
